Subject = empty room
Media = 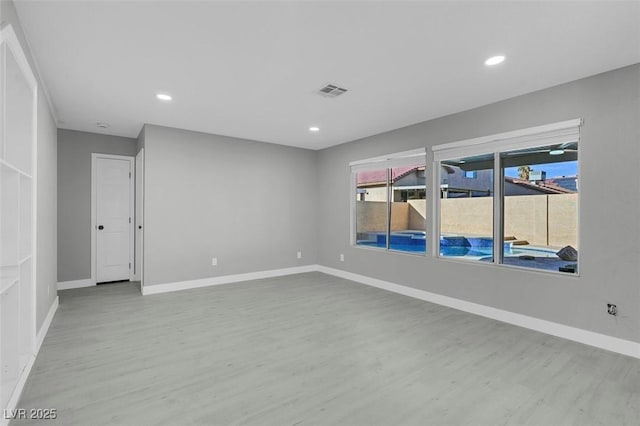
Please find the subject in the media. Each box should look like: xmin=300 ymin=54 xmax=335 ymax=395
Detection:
xmin=1 ymin=0 xmax=639 ymax=425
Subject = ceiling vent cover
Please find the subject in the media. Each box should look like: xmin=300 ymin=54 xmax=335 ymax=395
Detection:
xmin=317 ymin=83 xmax=348 ymax=98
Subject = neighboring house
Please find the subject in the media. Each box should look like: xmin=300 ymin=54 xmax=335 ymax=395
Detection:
xmin=440 ymin=166 xmax=576 ymax=198
xmin=356 ymin=166 xmax=426 ymax=201
xmin=356 ymin=165 xmax=576 ymax=200
xmin=440 ymin=166 xmax=493 ymax=198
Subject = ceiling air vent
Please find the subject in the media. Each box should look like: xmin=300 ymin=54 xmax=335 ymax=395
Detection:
xmin=317 ymin=83 xmax=348 ymax=98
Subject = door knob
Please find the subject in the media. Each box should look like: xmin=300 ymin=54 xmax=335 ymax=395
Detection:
xmin=98 ymin=225 xmax=104 ymax=230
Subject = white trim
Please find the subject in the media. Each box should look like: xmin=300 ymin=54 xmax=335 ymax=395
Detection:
xmin=90 ymin=155 xmax=96 ymax=284
xmin=133 ymin=148 xmax=144 ymax=287
xmin=432 ymin=161 xmax=440 ymax=257
xmin=492 ymin=152 xmax=502 ymax=264
xmin=316 ymin=266 xmax=640 ymax=359
xmin=142 ymin=265 xmax=318 ymax=296
xmin=57 ymin=279 xmax=94 ymax=291
xmin=91 ymin=153 xmax=135 ymax=285
xmin=349 ymin=147 xmax=425 ymax=167
xmin=9 ymin=19 xmax=59 ymax=125
xmin=433 ymin=119 xmax=582 ymax=161
xmin=0 ymin=158 xmax=32 ymax=178
xmin=35 ymin=296 xmax=58 ymax=354
xmin=2 ymin=297 xmax=57 ymax=426
xmin=129 ymin=159 xmax=135 ymax=281
xmin=0 ymin=25 xmax=38 ymax=91
xmin=350 ymin=148 xmax=426 ymax=172
xmin=349 ymin=171 xmax=356 ymax=246
xmin=2 ymin=355 xmax=34 ymax=426
xmin=30 ymin=60 xmax=38 ymax=362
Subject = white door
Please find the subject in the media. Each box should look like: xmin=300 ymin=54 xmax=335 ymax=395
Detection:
xmin=134 ymin=149 xmax=144 ymax=285
xmin=95 ymin=156 xmax=132 ymax=283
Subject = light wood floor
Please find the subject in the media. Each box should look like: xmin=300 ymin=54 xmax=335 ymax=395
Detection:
xmin=13 ymin=272 xmax=640 ymax=425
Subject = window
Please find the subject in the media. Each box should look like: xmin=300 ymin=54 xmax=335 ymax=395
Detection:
xmin=501 ymin=144 xmax=578 ymax=273
xmin=351 ymin=149 xmax=426 ymax=254
xmin=440 ymin=154 xmax=494 ymax=259
xmin=433 ymin=119 xmax=581 ymax=274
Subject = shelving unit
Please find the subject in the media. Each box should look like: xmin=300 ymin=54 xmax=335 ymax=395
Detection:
xmin=0 ymin=25 xmax=38 ymax=413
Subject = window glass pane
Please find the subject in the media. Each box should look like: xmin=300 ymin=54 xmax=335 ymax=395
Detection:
xmin=501 ymin=143 xmax=578 ymax=274
xmin=389 ymin=163 xmax=426 ymax=254
xmin=355 ymin=169 xmax=388 ymax=249
xmin=440 ymin=154 xmax=494 ymax=261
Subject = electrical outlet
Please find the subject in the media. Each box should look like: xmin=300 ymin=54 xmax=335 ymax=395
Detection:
xmin=607 ymin=304 xmax=617 ymax=316
xmin=211 ymin=257 xmax=218 ymax=266
xmin=297 ymin=251 xmax=302 ymax=259
xmin=340 ymin=253 xmax=344 ymax=262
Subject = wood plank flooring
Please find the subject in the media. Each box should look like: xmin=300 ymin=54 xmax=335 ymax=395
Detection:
xmin=12 ymin=272 xmax=640 ymax=425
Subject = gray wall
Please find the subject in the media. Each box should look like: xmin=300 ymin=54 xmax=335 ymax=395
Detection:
xmin=317 ymin=64 xmax=640 ymax=343
xmin=36 ymin=87 xmax=57 ymax=330
xmin=57 ymin=129 xmax=137 ymax=282
xmin=1 ymin=0 xmax=58 ymax=332
xmin=142 ymin=125 xmax=318 ymax=286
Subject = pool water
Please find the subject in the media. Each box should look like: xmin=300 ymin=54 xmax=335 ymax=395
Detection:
xmin=356 ymin=231 xmax=559 ymax=259
xmin=357 ymin=231 xmax=427 ymax=254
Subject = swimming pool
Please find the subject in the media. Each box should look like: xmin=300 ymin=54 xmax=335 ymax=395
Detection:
xmin=356 ymin=231 xmax=575 ymax=272
xmin=357 ymin=230 xmax=427 ymax=253
xmin=357 ymin=231 xmax=560 ymax=258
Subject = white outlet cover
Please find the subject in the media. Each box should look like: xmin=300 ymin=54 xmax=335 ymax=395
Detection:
xmin=340 ymin=254 xmax=345 ymax=262
xmin=212 ymin=257 xmax=218 ymax=266
xmin=297 ymin=251 xmax=302 ymax=259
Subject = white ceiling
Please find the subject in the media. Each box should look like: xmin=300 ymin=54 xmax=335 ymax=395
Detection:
xmin=14 ymin=1 xmax=640 ymax=150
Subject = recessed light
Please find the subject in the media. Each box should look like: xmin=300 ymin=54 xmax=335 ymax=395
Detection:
xmin=309 ymin=126 xmax=320 ymax=132
xmin=549 ymin=149 xmax=565 ymax=156
xmin=156 ymin=93 xmax=172 ymax=101
xmin=484 ymin=55 xmax=505 ymax=66
xmin=96 ymin=122 xmax=109 ymax=128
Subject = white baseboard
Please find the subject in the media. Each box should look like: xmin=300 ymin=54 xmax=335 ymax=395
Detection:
xmin=1 ymin=355 xmax=35 ymax=426
xmin=36 ymin=296 xmax=59 ymax=354
xmin=57 ymin=279 xmax=94 ymax=290
xmin=2 ymin=297 xmax=58 ymax=425
xmin=317 ymin=266 xmax=640 ymax=359
xmin=142 ymin=265 xmax=318 ymax=296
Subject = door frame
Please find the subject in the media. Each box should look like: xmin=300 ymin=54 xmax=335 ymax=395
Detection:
xmin=90 ymin=153 xmax=135 ymax=285
xmin=134 ymin=148 xmax=144 ymax=287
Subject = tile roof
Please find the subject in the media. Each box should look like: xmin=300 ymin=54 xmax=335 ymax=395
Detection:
xmin=356 ymin=166 xmax=421 ymax=186
xmin=505 ymin=176 xmax=575 ymax=194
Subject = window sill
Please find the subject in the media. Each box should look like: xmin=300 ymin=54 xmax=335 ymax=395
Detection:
xmin=352 ymin=244 xmax=427 ymax=258
xmin=436 ymin=255 xmax=580 ymax=278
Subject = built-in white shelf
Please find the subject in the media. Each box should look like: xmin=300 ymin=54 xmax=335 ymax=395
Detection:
xmin=0 ymin=281 xmax=20 ymax=408
xmin=0 ymin=266 xmax=19 ymax=295
xmin=19 ymin=175 xmax=32 ymax=260
xmin=1 ymin=166 xmax=20 ymax=268
xmin=0 ymin=158 xmax=32 ymax=178
xmin=0 ymin=24 xmax=38 ymax=413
